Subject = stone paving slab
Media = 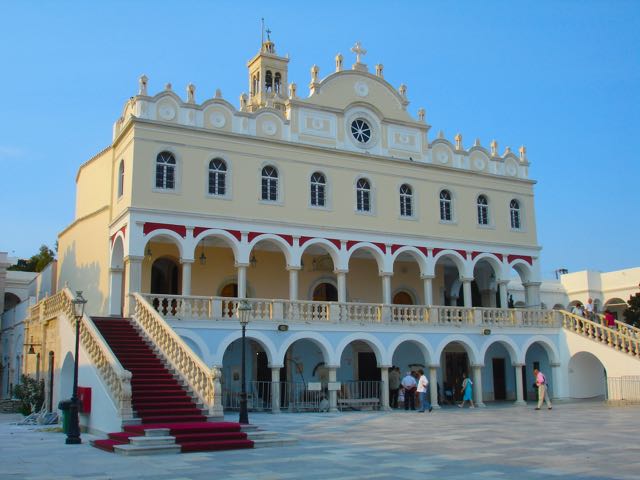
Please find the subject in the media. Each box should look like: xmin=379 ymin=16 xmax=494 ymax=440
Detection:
xmin=0 ymin=402 xmax=639 ymax=479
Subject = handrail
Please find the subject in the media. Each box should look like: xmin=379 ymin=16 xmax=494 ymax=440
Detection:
xmin=559 ymin=309 xmax=640 ymax=357
xmin=131 ymin=293 xmax=222 ymax=416
xmin=594 ymin=312 xmax=640 ymax=339
xmin=38 ymin=288 xmax=133 ymax=419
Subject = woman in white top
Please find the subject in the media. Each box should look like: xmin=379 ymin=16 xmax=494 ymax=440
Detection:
xmin=416 ymin=369 xmax=432 ymax=413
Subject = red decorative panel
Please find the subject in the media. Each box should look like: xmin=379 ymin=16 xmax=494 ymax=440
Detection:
xmin=299 ymin=236 xmax=312 ymax=246
xmin=391 ymin=244 xmax=404 ymax=254
xmin=193 ymin=226 xmax=209 ymax=238
xmin=110 ymin=225 xmax=127 ymax=246
xmin=417 ymin=246 xmax=429 ymax=256
xmin=471 ymin=251 xmax=481 ymax=260
xmin=432 ymin=248 xmax=443 ymax=257
xmin=328 ymin=238 xmax=341 ymax=249
xmin=507 ymin=255 xmax=533 ymax=265
xmin=226 ymin=229 xmax=242 ymax=242
xmin=346 ymin=240 xmax=358 ymax=251
xmin=373 ymin=242 xmax=387 ymax=253
xmin=278 ymin=234 xmax=293 ymax=246
xmin=456 ymin=249 xmax=468 ymax=259
xmin=248 ymin=232 xmax=264 ymax=243
xmin=143 ymin=222 xmax=186 ymax=238
xmin=493 ymin=252 xmax=506 ymax=261
xmin=432 ymin=248 xmax=467 ymax=259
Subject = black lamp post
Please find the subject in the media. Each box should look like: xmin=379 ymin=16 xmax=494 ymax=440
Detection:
xmin=66 ymin=291 xmax=87 ymax=445
xmin=237 ymin=299 xmax=251 ymax=425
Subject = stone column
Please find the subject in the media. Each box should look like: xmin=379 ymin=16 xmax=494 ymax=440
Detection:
xmin=429 ymin=365 xmax=440 ymax=409
xmin=381 ymin=274 xmax=392 ymax=304
xmin=181 ymin=259 xmax=193 ymax=296
xmin=462 ymin=278 xmax=473 ymax=308
xmin=472 ymin=365 xmax=485 ymax=407
xmin=236 ymin=264 xmax=248 ymax=299
xmin=523 ymin=282 xmax=542 ymax=309
xmin=499 ymin=281 xmax=509 ymax=309
xmin=513 ymin=363 xmax=526 ymax=405
xmin=336 ymin=270 xmax=347 ymax=303
xmin=328 ymin=367 xmax=338 ymax=412
xmin=287 ymin=267 xmax=299 ymax=301
xmin=124 ymin=255 xmax=143 ymax=316
xmin=271 ymin=367 xmax=281 ymax=413
xmin=422 ymin=275 xmax=434 ymax=305
xmin=550 ymin=362 xmax=562 ymax=400
xmin=380 ymin=367 xmax=391 ymax=411
xmin=108 ymin=267 xmax=124 ymax=316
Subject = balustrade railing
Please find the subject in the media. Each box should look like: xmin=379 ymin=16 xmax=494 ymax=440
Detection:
xmin=560 ymin=310 xmax=640 ymax=357
xmin=132 ymin=293 xmax=222 ymax=416
xmin=36 ymin=289 xmax=133 ymax=419
xmin=607 ymin=376 xmax=640 ymax=402
xmin=139 ymin=293 xmax=561 ymax=329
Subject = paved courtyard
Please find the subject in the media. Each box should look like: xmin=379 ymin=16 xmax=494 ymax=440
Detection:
xmin=1 ymin=401 xmax=639 ymax=480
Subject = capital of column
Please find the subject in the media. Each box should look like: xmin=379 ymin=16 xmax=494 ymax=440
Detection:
xmin=234 ymin=262 xmax=250 ymax=268
xmin=498 ymin=279 xmax=510 ymax=285
xmin=180 ymin=258 xmax=195 ymax=265
xmin=124 ymin=255 xmax=144 ymax=264
xmin=379 ymin=364 xmax=392 ymax=369
xmin=427 ymin=364 xmax=440 ymax=369
xmin=268 ymin=364 xmax=284 ymax=369
xmin=420 ymin=274 xmax=435 ymax=280
xmin=379 ymin=271 xmax=393 ymax=277
xmin=286 ymin=265 xmax=302 ymax=271
xmin=512 ymin=362 xmax=525 ymax=368
xmin=470 ymin=363 xmax=484 ymax=369
xmin=522 ymin=281 xmax=542 ymax=287
xmin=109 ymin=267 xmax=124 ymax=273
xmin=550 ymin=362 xmax=561 ymax=367
xmin=460 ymin=276 xmax=474 ymax=283
xmin=333 ymin=269 xmax=348 ymax=274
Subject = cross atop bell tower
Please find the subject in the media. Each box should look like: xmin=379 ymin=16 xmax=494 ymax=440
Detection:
xmin=351 ymin=41 xmax=368 ymax=72
xmin=245 ymin=20 xmax=289 ymax=112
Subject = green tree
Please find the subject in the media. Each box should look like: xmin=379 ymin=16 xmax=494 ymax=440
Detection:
xmin=8 ymin=244 xmax=55 ymax=273
xmin=623 ymin=288 xmax=640 ymax=328
xmin=13 ymin=375 xmax=45 ymax=415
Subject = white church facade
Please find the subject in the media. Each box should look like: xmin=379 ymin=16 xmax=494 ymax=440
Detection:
xmin=2 ymin=37 xmax=639 ymax=435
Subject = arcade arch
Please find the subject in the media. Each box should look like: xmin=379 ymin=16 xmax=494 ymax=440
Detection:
xmin=568 ymin=351 xmax=606 ymax=399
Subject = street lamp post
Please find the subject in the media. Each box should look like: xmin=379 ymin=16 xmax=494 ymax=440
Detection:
xmin=237 ymin=299 xmax=251 ymax=425
xmin=66 ymin=291 xmax=87 ymax=445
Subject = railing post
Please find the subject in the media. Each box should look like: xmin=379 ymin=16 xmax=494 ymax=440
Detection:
xmin=473 ymin=308 xmax=482 ymax=326
xmin=273 ymin=300 xmax=284 ymax=322
xmin=271 ymin=367 xmax=281 ymax=414
xmin=329 ymin=303 xmax=340 ymax=323
xmin=210 ymin=366 xmax=224 ymax=417
xmin=212 ymin=299 xmax=222 ymax=319
xmin=381 ymin=305 xmax=391 ymax=323
xmin=429 ymin=306 xmax=439 ymax=325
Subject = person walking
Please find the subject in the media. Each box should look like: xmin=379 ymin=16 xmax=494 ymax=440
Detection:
xmin=401 ymin=371 xmax=417 ymax=410
xmin=389 ymin=366 xmax=401 ymax=409
xmin=458 ymin=372 xmax=475 ymax=408
xmin=534 ymin=368 xmax=552 ymax=410
xmin=416 ymin=369 xmax=432 ymax=413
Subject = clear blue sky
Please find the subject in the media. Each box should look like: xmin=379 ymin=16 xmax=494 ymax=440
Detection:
xmin=1 ymin=1 xmax=638 ymax=279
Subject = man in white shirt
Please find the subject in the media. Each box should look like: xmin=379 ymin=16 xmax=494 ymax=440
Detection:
xmin=585 ymin=298 xmax=594 ymax=320
xmin=571 ymin=304 xmax=584 ymax=317
xmin=401 ymin=371 xmax=417 ymax=410
xmin=416 ymin=369 xmax=432 ymax=413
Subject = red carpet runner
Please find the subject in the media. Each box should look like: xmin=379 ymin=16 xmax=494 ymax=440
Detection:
xmin=91 ymin=317 xmax=253 ymax=453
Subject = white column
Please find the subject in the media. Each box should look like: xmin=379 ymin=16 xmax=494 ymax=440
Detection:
xmin=108 ymin=267 xmax=124 ymax=316
xmin=550 ymin=362 xmax=562 ymax=400
xmin=288 ymin=267 xmax=299 ymax=301
xmin=499 ymin=281 xmax=509 ymax=309
xmin=514 ymin=363 xmax=526 ymax=405
xmin=181 ymin=259 xmax=193 ymax=296
xmin=124 ymin=255 xmax=143 ymax=316
xmin=462 ymin=278 xmax=473 ymax=308
xmin=429 ymin=365 xmax=440 ymax=409
xmin=271 ymin=367 xmax=281 ymax=413
xmin=336 ymin=271 xmax=347 ymax=303
xmin=380 ymin=367 xmax=391 ymax=411
xmin=450 ymin=294 xmax=459 ymax=307
xmin=237 ymin=264 xmax=248 ymax=299
xmin=381 ymin=274 xmax=392 ymax=304
xmin=328 ymin=367 xmax=338 ymax=412
xmin=422 ymin=275 xmax=434 ymax=305
xmin=472 ymin=365 xmax=485 ymax=407
xmin=524 ymin=282 xmax=541 ymax=308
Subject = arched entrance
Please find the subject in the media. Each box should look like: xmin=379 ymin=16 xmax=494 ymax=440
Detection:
xmin=604 ymin=298 xmax=627 ymax=321
xmin=221 ymin=338 xmax=270 ymax=411
xmin=338 ymin=340 xmax=382 ymax=409
xmin=3 ymin=292 xmax=20 ymax=312
xmin=483 ymin=341 xmax=517 ymax=401
xmin=281 ymin=338 xmax=330 ymax=411
xmin=568 ymin=352 xmax=606 ymax=399
xmin=393 ymin=291 xmax=413 ymax=305
xmin=440 ymin=341 xmax=472 ymax=404
xmin=524 ymin=342 xmax=552 ymax=401
xmin=151 ymin=257 xmax=180 ymax=295
xmin=312 ymin=283 xmax=337 ymax=301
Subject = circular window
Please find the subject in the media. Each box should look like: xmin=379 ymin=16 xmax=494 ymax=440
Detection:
xmin=350 ymin=119 xmax=372 ymax=144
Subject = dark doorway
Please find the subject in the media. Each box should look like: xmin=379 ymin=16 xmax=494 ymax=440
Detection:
xmin=445 ymin=352 xmax=469 ymax=402
xmin=313 ymin=283 xmax=337 ymax=301
xmin=492 ymin=358 xmax=506 ymax=400
xmin=522 ymin=365 xmax=528 ymax=401
xmin=357 ymin=352 xmax=380 ymax=381
xmin=151 ymin=258 xmax=180 ymax=294
xmin=220 ymin=283 xmax=239 ymax=317
xmin=393 ymin=291 xmax=413 ymax=305
xmin=256 ymin=351 xmax=270 ymax=405
xmin=458 ymin=282 xmax=482 ymax=307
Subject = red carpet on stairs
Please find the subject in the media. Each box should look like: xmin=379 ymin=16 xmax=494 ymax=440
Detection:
xmin=91 ymin=317 xmax=254 ymax=453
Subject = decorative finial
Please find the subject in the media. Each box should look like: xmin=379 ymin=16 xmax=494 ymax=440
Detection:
xmin=310 ymin=65 xmax=319 ymax=83
xmin=504 ymin=146 xmax=512 ymax=155
xmin=289 ymin=82 xmax=297 ymax=99
xmin=138 ymin=75 xmax=148 ymax=96
xmin=398 ymin=84 xmax=407 ymax=97
xmin=335 ymin=54 xmax=343 ymax=72
xmin=240 ymin=93 xmax=248 ymax=111
xmin=455 ymin=133 xmax=463 ymax=150
xmin=474 ymin=138 xmax=481 ymax=147
xmin=519 ymin=145 xmax=527 ymax=160
xmin=351 ymin=41 xmax=367 ymax=64
xmin=490 ymin=139 xmax=498 ymax=156
xmin=165 ymin=83 xmax=172 ymax=91
xmin=215 ymin=88 xmax=222 ymax=99
xmin=438 ymin=130 xmax=445 ymax=139
xmin=187 ymin=83 xmax=196 ymax=103
xmin=417 ymin=108 xmax=425 ymax=122
xmin=375 ymin=64 xmax=384 ymax=78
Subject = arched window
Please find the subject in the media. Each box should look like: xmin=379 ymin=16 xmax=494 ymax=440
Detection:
xmin=274 ymin=72 xmax=282 ymax=93
xmin=265 ymin=70 xmax=273 ymax=91
xmin=117 ymin=160 xmax=124 ymax=198
xmin=510 ymin=199 xmax=521 ymax=229
xmin=400 ymin=184 xmax=413 ymax=217
xmin=155 ymin=151 xmax=176 ymax=189
xmin=310 ymin=172 xmax=326 ymax=207
xmin=356 ymin=178 xmax=371 ymax=212
xmin=261 ymin=166 xmax=278 ymax=201
xmin=477 ymin=195 xmax=489 ymax=225
xmin=208 ymin=158 xmax=227 ymax=196
xmin=439 ymin=189 xmax=452 ymax=221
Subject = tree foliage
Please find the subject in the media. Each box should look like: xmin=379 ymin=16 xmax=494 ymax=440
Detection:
xmin=623 ymin=288 xmax=640 ymax=328
xmin=8 ymin=245 xmax=55 ymax=273
xmin=13 ymin=375 xmax=45 ymax=415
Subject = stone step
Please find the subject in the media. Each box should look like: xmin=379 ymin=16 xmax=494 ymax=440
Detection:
xmin=113 ymin=443 xmax=181 ymax=456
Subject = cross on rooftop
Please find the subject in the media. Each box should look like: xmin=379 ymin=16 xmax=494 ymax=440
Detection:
xmin=266 ymin=28 xmax=271 ymax=41
xmin=351 ymin=41 xmax=367 ymax=63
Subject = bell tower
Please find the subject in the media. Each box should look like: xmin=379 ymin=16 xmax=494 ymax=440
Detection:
xmin=246 ymin=27 xmax=289 ymax=112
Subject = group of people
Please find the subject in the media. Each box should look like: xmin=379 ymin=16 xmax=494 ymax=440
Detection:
xmin=389 ymin=365 xmax=553 ymax=411
xmin=571 ymin=298 xmax=616 ymax=328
